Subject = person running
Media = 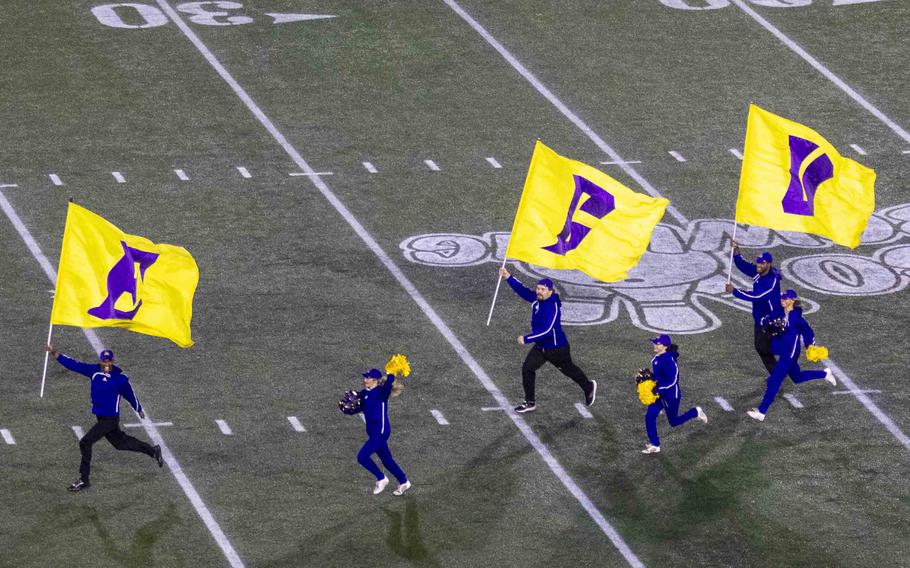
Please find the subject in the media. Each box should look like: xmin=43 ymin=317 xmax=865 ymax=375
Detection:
xmin=499 ymin=267 xmax=596 ymax=414
xmin=356 ymin=368 xmax=410 ymax=496
xmin=46 ymin=345 xmax=162 ymax=492
xmin=725 ymin=242 xmax=783 ymax=374
xmin=641 ymin=335 xmax=707 ymax=454
xmin=747 ymin=290 xmax=836 ymax=421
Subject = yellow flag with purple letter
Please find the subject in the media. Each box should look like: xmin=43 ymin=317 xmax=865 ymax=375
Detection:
xmin=50 ymin=202 xmax=199 ymax=347
xmin=736 ymin=104 xmax=876 ymax=248
xmin=506 ymin=141 xmax=669 ymax=282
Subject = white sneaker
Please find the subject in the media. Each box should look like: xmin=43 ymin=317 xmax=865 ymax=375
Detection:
xmin=696 ymin=406 xmax=708 ymax=424
xmin=393 ymin=481 xmax=411 ymax=496
xmin=373 ymin=477 xmax=389 ymax=495
xmin=824 ymin=368 xmax=837 ymax=386
xmin=747 ymin=409 xmax=766 ymax=422
xmin=641 ymin=444 xmax=661 ymax=454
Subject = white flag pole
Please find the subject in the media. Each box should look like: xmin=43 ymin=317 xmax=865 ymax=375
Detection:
xmin=726 ymin=221 xmax=739 ymax=283
xmin=486 ymin=256 xmax=509 ymax=326
xmin=40 ymin=323 xmax=53 ymax=398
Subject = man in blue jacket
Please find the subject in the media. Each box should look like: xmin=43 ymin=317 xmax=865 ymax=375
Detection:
xmin=725 ymin=242 xmax=783 ymax=374
xmin=47 ymin=345 xmax=162 ymax=492
xmin=499 ymin=267 xmax=596 ymax=414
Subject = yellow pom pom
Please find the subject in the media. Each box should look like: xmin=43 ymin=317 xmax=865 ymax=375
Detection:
xmin=384 ymin=354 xmax=411 ymax=377
xmin=637 ymin=380 xmax=659 ymax=406
xmin=806 ymin=344 xmax=829 ymax=362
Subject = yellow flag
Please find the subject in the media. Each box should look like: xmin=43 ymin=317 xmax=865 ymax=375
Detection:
xmin=736 ymin=104 xmax=875 ymax=248
xmin=50 ymin=202 xmax=199 ymax=347
xmin=506 ymin=141 xmax=669 ymax=282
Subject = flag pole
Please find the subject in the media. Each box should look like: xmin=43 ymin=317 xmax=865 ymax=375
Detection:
xmin=486 ymin=256 xmax=508 ymax=326
xmin=726 ymin=221 xmax=738 ymax=283
xmin=40 ymin=323 xmax=53 ymax=398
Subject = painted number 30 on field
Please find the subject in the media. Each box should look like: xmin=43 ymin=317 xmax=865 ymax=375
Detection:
xmin=92 ymin=2 xmax=334 ymax=29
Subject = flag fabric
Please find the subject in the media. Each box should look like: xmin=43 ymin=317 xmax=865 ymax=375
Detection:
xmin=50 ymin=202 xmax=199 ymax=347
xmin=736 ymin=104 xmax=876 ymax=248
xmin=505 ymin=140 xmax=669 ymax=282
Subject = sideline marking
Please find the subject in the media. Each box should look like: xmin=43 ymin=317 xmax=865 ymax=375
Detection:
xmin=574 ymin=403 xmax=593 ymax=419
xmin=0 ymin=187 xmax=245 ymax=568
xmin=430 ymin=409 xmax=450 ymax=425
xmin=287 ymin=416 xmax=306 ymax=432
xmin=49 ymin=174 xmax=63 ymax=186
xmin=71 ymin=425 xmax=84 ymax=439
xmin=153 ymin=2 xmax=642 ymax=564
xmin=174 ymin=169 xmax=190 ymax=181
xmin=424 ymin=159 xmax=440 ymax=171
xmin=215 ymin=419 xmax=233 ymax=435
xmin=668 ymin=150 xmax=687 ymax=162
xmin=362 ymin=161 xmax=378 ymax=173
xmin=714 ymin=396 xmax=733 ymax=412
xmin=833 ymin=389 xmax=881 ymax=396
xmin=124 ymin=421 xmax=173 ymax=428
xmin=728 ymin=148 xmax=744 ymax=160
xmin=783 ymin=393 xmax=804 ymax=409
xmin=1 ymin=429 xmax=15 ymax=445
xmin=236 ymin=166 xmax=252 ymax=178
xmin=850 ymin=144 xmax=867 ymax=156
xmin=486 ymin=157 xmax=502 ymax=169
xmin=112 ymin=171 xmax=126 ymax=184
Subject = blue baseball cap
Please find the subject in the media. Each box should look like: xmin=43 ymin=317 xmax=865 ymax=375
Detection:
xmin=650 ymin=334 xmax=672 ymax=347
xmin=362 ymin=368 xmax=383 ymax=379
xmin=781 ymin=289 xmax=798 ymax=300
xmin=537 ymin=278 xmax=554 ymax=290
xmin=755 ymin=252 xmax=773 ymax=264
xmin=99 ymin=349 xmax=114 ymax=362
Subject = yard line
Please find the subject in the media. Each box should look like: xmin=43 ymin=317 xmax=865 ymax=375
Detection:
xmin=600 ymin=160 xmax=642 ymax=165
xmin=485 ymin=156 xmax=502 ymax=169
xmin=832 ymin=389 xmax=881 ymax=396
xmin=112 ymin=171 xmax=126 ymax=183
xmin=124 ymin=421 xmax=174 ymax=428
xmin=783 ymin=394 xmax=804 ymax=409
xmin=430 ymin=409 xmax=450 ymax=425
xmin=236 ymin=166 xmax=252 ymax=178
xmin=287 ymin=416 xmax=306 ymax=432
xmin=481 ymin=406 xmax=506 ymax=411
xmin=0 ymin=183 xmax=17 ymax=188
xmin=903 ymin=150 xmax=910 ymax=155
xmin=215 ymin=419 xmax=233 ymax=435
xmin=362 ymin=161 xmax=378 ymax=173
xmin=49 ymin=174 xmax=63 ymax=186
xmin=850 ymin=144 xmax=867 ymax=156
xmin=668 ymin=150 xmax=687 ymax=162
xmin=153 ymin=3 xmax=642 ymax=564
xmin=424 ymin=159 xmax=440 ymax=171
xmin=730 ymin=0 xmax=910 ymax=146
xmin=174 ymin=168 xmax=190 ymax=181
xmin=728 ymin=148 xmax=744 ymax=160
xmin=1 ymin=429 xmax=15 ymax=445
xmin=828 ymin=362 xmax=910 ymax=450
xmin=574 ymin=403 xmax=593 ymax=419
xmin=289 ymin=171 xmax=333 ymax=176
xmin=713 ymin=396 xmax=734 ymax=412
xmin=71 ymin=426 xmax=84 ymax=439
xmin=0 ymin=186 xmax=244 ymax=568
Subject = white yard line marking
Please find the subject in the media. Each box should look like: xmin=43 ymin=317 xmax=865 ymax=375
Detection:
xmin=424 ymin=159 xmax=440 ymax=171
xmin=783 ymin=393 xmax=804 ymax=409
xmin=714 ymin=396 xmax=734 ymax=412
xmin=0 ymin=186 xmax=244 ymax=568
xmin=850 ymin=144 xmax=867 ymax=156
xmin=153 ymin=3 xmax=640 ymax=564
xmin=71 ymin=426 xmax=84 ymax=439
xmin=574 ymin=403 xmax=594 ymax=419
xmin=289 ymin=171 xmax=333 ymax=176
xmin=236 ymin=166 xmax=252 ymax=179
xmin=668 ymin=150 xmax=687 ymax=162
xmin=174 ymin=169 xmax=190 ymax=181
xmin=123 ymin=421 xmax=174 ymax=428
xmin=430 ymin=409 xmax=450 ymax=425
xmin=287 ymin=416 xmax=306 ymax=432
xmin=481 ymin=406 xmax=506 ymax=411
xmin=485 ymin=157 xmax=502 ymax=169
xmin=362 ymin=161 xmax=378 ymax=173
xmin=828 ymin=362 xmax=910 ymax=450
xmin=728 ymin=148 xmax=744 ymax=160
xmin=215 ymin=419 xmax=233 ymax=435
xmin=600 ymin=160 xmax=642 ymax=165
xmin=0 ymin=184 xmax=17 ymax=188
xmin=49 ymin=174 xmax=63 ymax=186
xmin=903 ymin=150 xmax=910 ymax=155
xmin=833 ymin=389 xmax=881 ymax=396
xmin=1 ymin=429 xmax=15 ymax=445
xmin=731 ymin=0 xmax=910 ymax=146
xmin=112 ymin=171 xmax=126 ymax=184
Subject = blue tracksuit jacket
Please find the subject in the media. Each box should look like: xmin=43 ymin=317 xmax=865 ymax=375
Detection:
xmin=56 ymin=355 xmax=143 ymax=417
xmin=359 ymin=374 xmax=395 ymax=438
xmin=732 ymin=254 xmax=784 ymax=328
xmin=652 ymin=351 xmax=682 ymax=402
xmin=771 ymin=307 xmax=815 ymax=359
xmin=506 ymin=276 xmax=568 ymax=349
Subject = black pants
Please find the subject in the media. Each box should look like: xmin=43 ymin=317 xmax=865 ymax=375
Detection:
xmin=754 ymin=328 xmax=778 ymax=374
xmin=521 ymin=345 xmax=591 ymax=403
xmin=79 ymin=416 xmax=154 ymax=481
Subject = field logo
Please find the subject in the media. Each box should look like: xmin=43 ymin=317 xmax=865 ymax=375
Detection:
xmin=544 ymin=176 xmax=615 ymax=255
xmin=88 ymin=241 xmax=159 ymax=320
xmin=782 ymin=135 xmax=834 ymax=216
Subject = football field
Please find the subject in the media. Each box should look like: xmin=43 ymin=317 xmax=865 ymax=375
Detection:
xmin=2 ymin=1 xmax=910 ymax=566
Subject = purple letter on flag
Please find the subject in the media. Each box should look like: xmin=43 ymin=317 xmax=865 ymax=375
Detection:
xmin=543 ymin=175 xmax=615 ymax=255
xmin=781 ymin=135 xmax=834 ymax=216
xmin=88 ymin=241 xmax=159 ymax=320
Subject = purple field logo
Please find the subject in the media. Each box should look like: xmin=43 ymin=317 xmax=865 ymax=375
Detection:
xmin=543 ymin=175 xmax=615 ymax=255
xmin=88 ymin=241 xmax=159 ymax=320
xmin=781 ymin=135 xmax=834 ymax=216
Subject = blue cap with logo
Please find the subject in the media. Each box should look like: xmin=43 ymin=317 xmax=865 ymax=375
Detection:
xmin=650 ymin=334 xmax=672 ymax=347
xmin=99 ymin=349 xmax=114 ymax=362
xmin=781 ymin=289 xmax=798 ymax=300
xmin=537 ymin=278 xmax=554 ymax=290
xmin=362 ymin=368 xmax=383 ymax=379
xmin=755 ymin=252 xmax=773 ymax=264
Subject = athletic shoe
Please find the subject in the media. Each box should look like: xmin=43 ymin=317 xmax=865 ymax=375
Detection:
xmin=153 ymin=445 xmax=163 ymax=467
xmin=373 ymin=477 xmax=389 ymax=495
xmin=641 ymin=444 xmax=661 ymax=454
xmin=824 ymin=368 xmax=837 ymax=386
xmin=393 ymin=481 xmax=411 ymax=496
xmin=68 ymin=478 xmax=90 ymax=492
xmin=584 ymin=380 xmax=597 ymax=407
xmin=747 ymin=408 xmax=766 ymax=422
xmin=696 ymin=406 xmax=708 ymax=424
xmin=514 ymin=402 xmax=536 ymax=414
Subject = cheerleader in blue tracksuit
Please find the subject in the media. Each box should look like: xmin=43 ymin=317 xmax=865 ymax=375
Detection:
xmin=642 ymin=335 xmax=707 ymax=454
xmin=747 ymin=290 xmax=836 ymax=422
xmin=356 ymin=368 xmax=410 ymax=495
